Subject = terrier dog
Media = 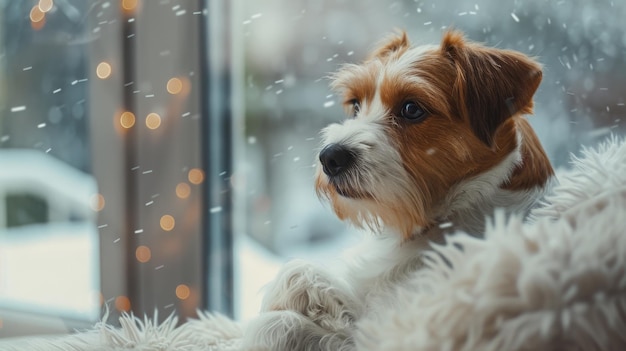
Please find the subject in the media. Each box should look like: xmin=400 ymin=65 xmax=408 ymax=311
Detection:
xmin=244 ymin=30 xmax=554 ymax=351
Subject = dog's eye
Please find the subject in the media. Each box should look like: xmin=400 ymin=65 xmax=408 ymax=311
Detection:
xmin=349 ymin=99 xmax=360 ymax=117
xmin=400 ymin=101 xmax=426 ymax=121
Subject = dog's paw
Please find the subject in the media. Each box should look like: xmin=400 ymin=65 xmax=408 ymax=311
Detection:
xmin=244 ymin=310 xmax=354 ymax=351
xmin=260 ymin=259 xmax=357 ymax=331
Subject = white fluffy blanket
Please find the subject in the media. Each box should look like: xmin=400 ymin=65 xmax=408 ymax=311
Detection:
xmin=2 ymin=136 xmax=625 ymax=351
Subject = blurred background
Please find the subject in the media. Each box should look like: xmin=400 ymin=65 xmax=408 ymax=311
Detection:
xmin=0 ymin=0 xmax=624 ymax=338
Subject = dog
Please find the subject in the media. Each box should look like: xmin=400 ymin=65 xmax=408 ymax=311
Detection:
xmin=243 ymin=30 xmax=554 ymax=351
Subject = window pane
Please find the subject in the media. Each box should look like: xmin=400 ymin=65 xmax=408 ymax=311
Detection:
xmin=0 ymin=1 xmax=99 ymax=325
xmin=235 ymin=0 xmax=626 ymax=319
xmin=1 ymin=1 xmax=91 ymax=171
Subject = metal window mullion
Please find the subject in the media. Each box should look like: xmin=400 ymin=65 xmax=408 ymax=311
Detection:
xmin=121 ymin=7 xmax=140 ymax=317
xmin=202 ymin=0 xmax=234 ymax=316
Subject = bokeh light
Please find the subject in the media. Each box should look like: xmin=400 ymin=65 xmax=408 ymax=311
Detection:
xmin=38 ymin=0 xmax=53 ymax=12
xmin=121 ymin=0 xmax=138 ymax=13
xmin=115 ymin=296 xmax=131 ymax=312
xmin=120 ymin=111 xmax=136 ymax=129
xmin=176 ymin=182 xmax=191 ymax=199
xmin=160 ymin=215 xmax=175 ymax=231
xmin=146 ymin=112 xmax=161 ymax=129
xmin=176 ymin=284 xmax=190 ymax=300
xmin=90 ymin=193 xmax=105 ymax=212
xmin=135 ymin=245 xmax=151 ymax=263
xmin=30 ymin=6 xmax=45 ymax=30
xmin=188 ymin=168 xmax=204 ymax=185
xmin=167 ymin=77 xmax=183 ymax=95
xmin=96 ymin=62 xmax=112 ymax=79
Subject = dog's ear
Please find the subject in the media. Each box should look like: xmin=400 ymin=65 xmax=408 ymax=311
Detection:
xmin=441 ymin=30 xmax=542 ymax=146
xmin=367 ymin=30 xmax=410 ymax=61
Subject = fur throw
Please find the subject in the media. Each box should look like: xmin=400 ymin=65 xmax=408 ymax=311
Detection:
xmin=1 ymin=136 xmax=625 ymax=351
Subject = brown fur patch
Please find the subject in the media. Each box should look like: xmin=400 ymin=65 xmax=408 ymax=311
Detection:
xmin=441 ymin=30 xmax=543 ymax=146
xmin=390 ymin=112 xmax=520 ymax=239
xmin=330 ymin=62 xmax=379 ymax=114
xmin=503 ymin=118 xmax=554 ymax=190
xmin=366 ymin=30 xmax=411 ymax=62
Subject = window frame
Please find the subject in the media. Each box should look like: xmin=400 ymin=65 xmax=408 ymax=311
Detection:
xmin=0 ymin=0 xmax=235 ymax=336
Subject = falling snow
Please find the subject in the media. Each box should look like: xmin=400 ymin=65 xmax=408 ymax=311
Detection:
xmin=1 ymin=0 xmax=625 ymax=322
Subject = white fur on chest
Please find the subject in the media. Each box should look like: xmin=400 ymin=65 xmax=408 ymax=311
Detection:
xmin=338 ymin=234 xmax=429 ymax=311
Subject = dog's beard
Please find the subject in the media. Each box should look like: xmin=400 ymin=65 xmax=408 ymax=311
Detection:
xmin=326 ymin=168 xmax=373 ymax=200
xmin=315 ymin=161 xmax=430 ymax=238
xmin=316 ymin=119 xmax=432 ymax=237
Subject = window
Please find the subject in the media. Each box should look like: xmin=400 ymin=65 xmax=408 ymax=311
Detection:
xmin=0 ymin=0 xmax=99 ymax=335
xmin=0 ymin=0 xmax=233 ymax=336
xmin=235 ymin=0 xmax=626 ymax=318
xmin=1 ymin=0 xmax=625 ymax=337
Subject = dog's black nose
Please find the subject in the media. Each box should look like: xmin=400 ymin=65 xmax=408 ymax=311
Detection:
xmin=319 ymin=144 xmax=355 ymax=177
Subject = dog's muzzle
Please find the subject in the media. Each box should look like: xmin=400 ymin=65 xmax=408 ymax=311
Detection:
xmin=319 ymin=143 xmax=356 ymax=177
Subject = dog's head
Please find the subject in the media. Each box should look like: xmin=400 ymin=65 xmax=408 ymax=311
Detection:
xmin=315 ymin=30 xmax=549 ymax=239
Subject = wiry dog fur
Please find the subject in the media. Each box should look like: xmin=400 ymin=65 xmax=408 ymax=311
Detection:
xmin=6 ymin=138 xmax=626 ymax=351
xmin=243 ymin=30 xmax=555 ymax=351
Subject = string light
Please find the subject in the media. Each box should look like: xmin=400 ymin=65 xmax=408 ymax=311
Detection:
xmin=188 ymin=168 xmax=204 ymax=184
xmin=115 ymin=296 xmax=131 ymax=312
xmin=38 ymin=0 xmax=53 ymax=12
xmin=136 ymin=245 xmax=151 ymax=263
xmin=96 ymin=62 xmax=112 ymax=79
xmin=120 ymin=111 xmax=136 ymax=129
xmin=160 ymin=215 xmax=175 ymax=231
xmin=176 ymin=284 xmax=190 ymax=300
xmin=146 ymin=113 xmax=161 ymax=129
xmin=176 ymin=182 xmax=191 ymax=199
